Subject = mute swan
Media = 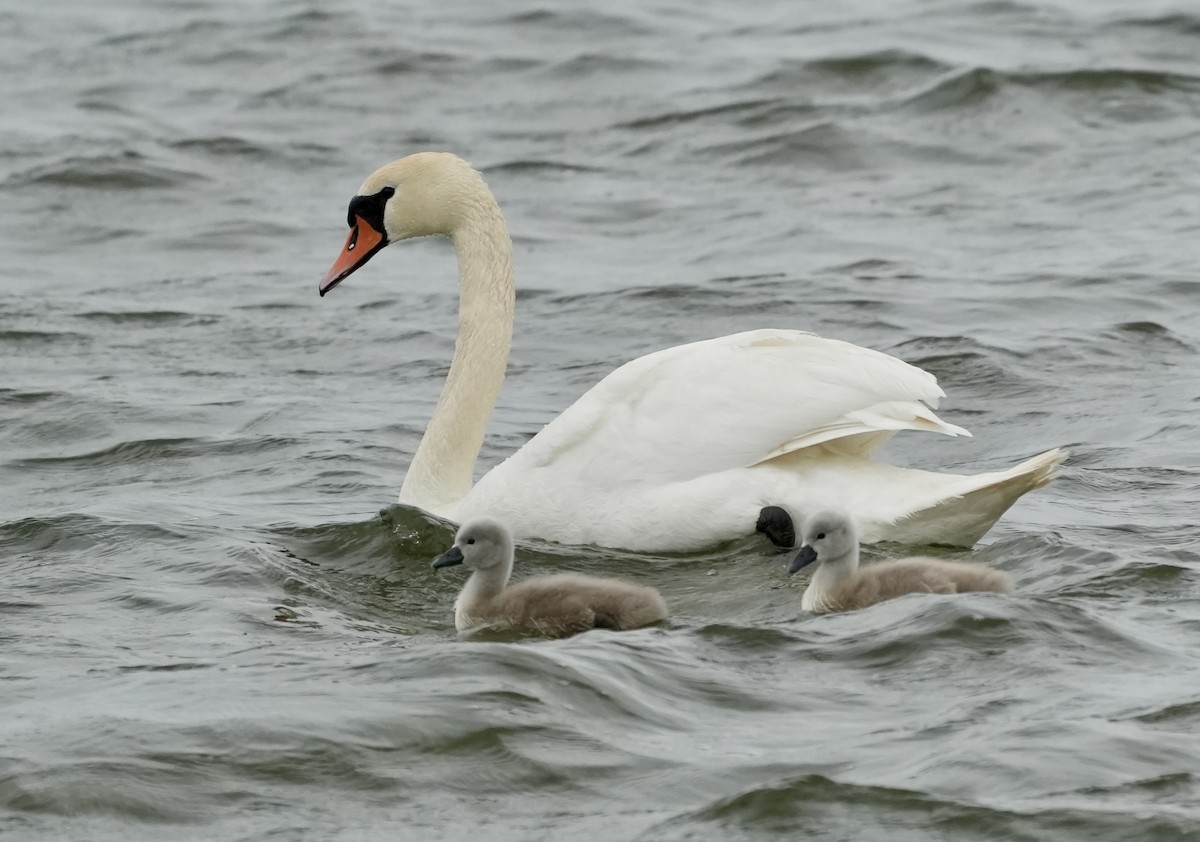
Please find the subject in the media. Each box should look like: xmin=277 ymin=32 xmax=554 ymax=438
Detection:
xmin=431 ymin=517 xmax=668 ymax=636
xmin=789 ymin=510 xmax=1013 ymax=614
xmin=319 ymin=152 xmax=1066 ymax=552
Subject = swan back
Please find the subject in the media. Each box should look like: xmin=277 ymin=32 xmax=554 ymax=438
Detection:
xmin=431 ymin=517 xmax=667 ymax=636
xmin=487 ymin=330 xmax=968 ymax=489
xmin=789 ymin=509 xmax=1012 ymax=613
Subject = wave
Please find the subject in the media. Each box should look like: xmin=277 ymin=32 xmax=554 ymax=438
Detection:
xmin=889 ymin=334 xmax=1048 ymax=396
xmin=486 ymin=159 xmax=607 ymax=175
xmin=1109 ymin=13 xmax=1200 ymax=36
xmin=74 ymin=310 xmax=203 ymax=325
xmin=4 ymin=152 xmax=202 ymax=190
xmin=616 ymin=98 xmax=788 ymax=131
xmin=652 ymin=770 xmax=1199 ymax=840
xmin=0 ymin=330 xmax=91 ymax=345
xmin=8 ymin=435 xmax=302 ymax=470
xmin=902 ymin=65 xmax=1200 ymax=112
xmin=168 ymin=135 xmax=275 ymax=160
xmin=490 ymin=8 xmax=655 ymax=38
xmin=544 ymin=53 xmax=667 ymax=79
xmin=0 ymin=513 xmax=195 ymax=564
xmin=740 ymin=48 xmax=951 ymax=90
xmin=268 ymin=505 xmax=451 ymax=571
xmin=0 ymin=388 xmax=65 ymax=405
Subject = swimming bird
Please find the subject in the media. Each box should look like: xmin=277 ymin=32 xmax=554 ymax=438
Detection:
xmin=789 ymin=509 xmax=1013 ymax=614
xmin=319 ymin=151 xmax=1066 ymax=551
xmin=431 ymin=517 xmax=668 ymax=637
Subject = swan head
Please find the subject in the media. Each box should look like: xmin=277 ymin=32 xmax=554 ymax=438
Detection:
xmin=320 ymin=152 xmax=489 ymax=296
xmin=431 ymin=516 xmax=514 ymax=572
xmin=788 ymin=510 xmax=856 ymax=575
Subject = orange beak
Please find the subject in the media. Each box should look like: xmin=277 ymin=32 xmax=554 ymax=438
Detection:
xmin=319 ymin=216 xmax=386 ymax=296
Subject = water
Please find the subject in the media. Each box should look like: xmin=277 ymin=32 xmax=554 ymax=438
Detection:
xmin=3 ymin=0 xmax=1200 ymax=838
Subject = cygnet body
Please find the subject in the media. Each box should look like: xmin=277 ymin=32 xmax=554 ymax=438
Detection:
xmin=432 ymin=517 xmax=668 ymax=636
xmin=789 ymin=510 xmax=1012 ymax=614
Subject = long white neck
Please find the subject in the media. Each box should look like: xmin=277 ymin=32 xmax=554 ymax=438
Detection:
xmin=816 ymin=545 xmax=859 ymax=585
xmin=804 ymin=545 xmax=859 ymax=611
xmin=400 ymin=197 xmax=515 ymax=510
xmin=460 ymin=557 xmax=513 ymax=603
xmin=454 ymin=554 xmax=514 ymax=629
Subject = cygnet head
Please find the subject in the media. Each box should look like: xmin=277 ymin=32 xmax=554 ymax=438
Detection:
xmin=788 ymin=510 xmax=857 ymax=575
xmin=320 ymin=152 xmax=491 ymax=295
xmin=431 ymin=516 xmax=514 ymax=573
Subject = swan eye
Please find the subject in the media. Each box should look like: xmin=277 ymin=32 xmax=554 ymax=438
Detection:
xmin=466 ymin=538 xmax=475 ymax=545
xmin=816 ymin=532 xmax=826 ymax=540
xmin=346 ymin=185 xmax=396 ymax=232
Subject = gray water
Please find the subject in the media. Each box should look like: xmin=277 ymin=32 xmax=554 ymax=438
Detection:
xmin=3 ymin=0 xmax=1200 ymax=839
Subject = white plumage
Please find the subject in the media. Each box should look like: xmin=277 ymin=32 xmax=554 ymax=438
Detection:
xmin=320 ymin=152 xmax=1066 ymax=552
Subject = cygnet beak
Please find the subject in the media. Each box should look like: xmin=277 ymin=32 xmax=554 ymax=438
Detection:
xmin=431 ymin=546 xmax=465 ymax=570
xmin=788 ymin=545 xmax=817 ymax=575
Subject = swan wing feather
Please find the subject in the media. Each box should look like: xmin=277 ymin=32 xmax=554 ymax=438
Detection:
xmin=502 ymin=329 xmax=968 ymax=485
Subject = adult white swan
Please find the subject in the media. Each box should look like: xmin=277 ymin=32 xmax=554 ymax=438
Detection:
xmin=319 ymin=152 xmax=1065 ymax=552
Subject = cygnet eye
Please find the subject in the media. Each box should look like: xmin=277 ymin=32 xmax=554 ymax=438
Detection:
xmin=466 ymin=538 xmax=475 ymax=545
xmin=816 ymin=533 xmax=826 ymax=540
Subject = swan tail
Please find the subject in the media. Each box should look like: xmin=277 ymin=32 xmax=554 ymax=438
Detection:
xmin=881 ymin=448 xmax=1068 ymax=547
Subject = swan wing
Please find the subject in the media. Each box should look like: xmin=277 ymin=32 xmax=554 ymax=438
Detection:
xmin=500 ymin=329 xmax=968 ymax=485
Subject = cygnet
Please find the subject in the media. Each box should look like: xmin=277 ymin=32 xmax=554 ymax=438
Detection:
xmin=789 ymin=510 xmax=1012 ymax=614
xmin=432 ymin=517 xmax=668 ymax=636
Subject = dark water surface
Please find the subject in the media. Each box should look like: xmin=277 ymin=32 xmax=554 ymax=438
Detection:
xmin=3 ymin=0 xmax=1200 ymax=839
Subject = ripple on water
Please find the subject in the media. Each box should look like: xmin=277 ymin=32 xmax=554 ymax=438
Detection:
xmin=0 ymin=330 xmax=92 ymax=346
xmin=3 ymin=0 xmax=1199 ymax=838
xmin=0 ymin=513 xmax=190 ymax=557
xmin=3 ymin=153 xmax=203 ymax=190
xmin=1110 ymin=12 xmax=1200 ymax=36
xmin=650 ymin=771 xmax=1200 ymax=841
xmin=8 ymin=435 xmax=303 ymax=471
xmin=892 ymin=334 xmax=1047 ymax=396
